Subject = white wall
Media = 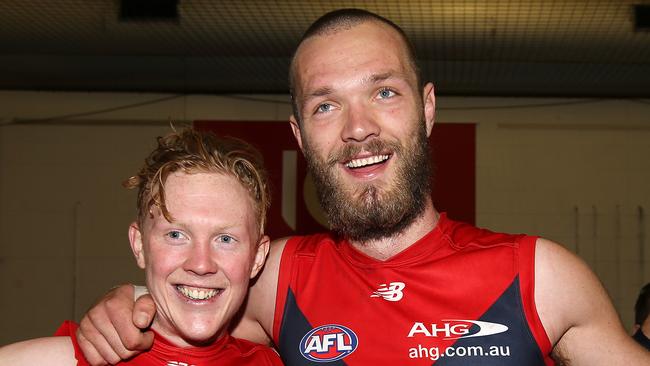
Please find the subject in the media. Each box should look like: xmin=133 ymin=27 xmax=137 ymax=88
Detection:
xmin=1 ymin=91 xmax=648 ymax=345
xmin=445 ymin=97 xmax=650 ymax=332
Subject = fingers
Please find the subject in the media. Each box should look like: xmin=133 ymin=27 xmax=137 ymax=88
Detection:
xmin=76 ymin=324 xmax=119 ymax=366
xmin=77 ymin=284 xmax=154 ymax=365
xmin=102 ymin=289 xmax=153 ymax=352
xmin=78 ymin=305 xmax=129 ymax=365
xmin=132 ymin=294 xmax=156 ymax=330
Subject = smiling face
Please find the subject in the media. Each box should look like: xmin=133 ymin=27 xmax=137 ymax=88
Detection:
xmin=290 ymin=20 xmax=436 ymax=242
xmin=129 ymin=171 xmax=268 ymax=347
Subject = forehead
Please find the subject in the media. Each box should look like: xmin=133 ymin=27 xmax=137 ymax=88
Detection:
xmin=154 ymin=171 xmax=257 ymax=225
xmin=165 ymin=170 xmax=246 ymax=196
xmin=293 ymin=21 xmax=415 ymax=94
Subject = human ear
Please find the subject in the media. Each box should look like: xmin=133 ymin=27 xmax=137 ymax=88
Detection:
xmin=250 ymin=235 xmax=270 ymax=279
xmin=128 ymin=222 xmax=146 ymax=269
xmin=422 ymin=82 xmax=436 ymax=137
xmin=289 ymin=115 xmax=304 ymax=151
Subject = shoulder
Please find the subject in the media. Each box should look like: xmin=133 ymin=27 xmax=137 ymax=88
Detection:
xmin=251 ymin=235 xmax=302 ymax=313
xmin=233 ymin=236 xmax=294 ymax=344
xmin=256 ymin=236 xmax=293 ymax=297
xmin=280 ymin=232 xmax=336 ymax=253
xmin=441 ymin=217 xmax=527 ymax=250
xmin=251 ymin=236 xmax=291 ymax=310
xmin=533 ymin=238 xmax=650 ymax=363
xmin=0 ymin=336 xmax=78 ymax=365
xmin=262 ymin=233 xmax=338 ymax=267
xmin=534 ymin=237 xmax=601 ymax=343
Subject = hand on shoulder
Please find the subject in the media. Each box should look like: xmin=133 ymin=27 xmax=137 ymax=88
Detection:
xmin=77 ymin=283 xmax=155 ymax=365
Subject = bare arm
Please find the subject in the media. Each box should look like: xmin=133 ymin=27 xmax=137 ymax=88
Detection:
xmin=0 ymin=337 xmax=77 ymax=365
xmin=535 ymin=238 xmax=650 ymax=364
xmin=231 ymin=237 xmax=288 ymax=345
xmin=76 ymin=284 xmax=155 ymax=365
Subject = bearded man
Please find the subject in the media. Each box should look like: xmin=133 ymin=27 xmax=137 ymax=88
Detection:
xmin=74 ymin=8 xmax=650 ymax=366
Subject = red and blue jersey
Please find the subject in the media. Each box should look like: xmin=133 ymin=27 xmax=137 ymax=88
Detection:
xmin=273 ymin=213 xmax=554 ymax=365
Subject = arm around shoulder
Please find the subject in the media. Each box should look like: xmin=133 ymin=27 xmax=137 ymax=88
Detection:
xmin=534 ymin=238 xmax=650 ymax=365
xmin=76 ymin=283 xmax=155 ymax=365
xmin=0 ymin=336 xmax=78 ymax=365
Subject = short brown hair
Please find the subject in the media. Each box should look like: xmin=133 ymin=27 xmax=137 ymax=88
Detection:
xmin=289 ymin=8 xmax=421 ymax=123
xmin=124 ymin=128 xmax=270 ymax=235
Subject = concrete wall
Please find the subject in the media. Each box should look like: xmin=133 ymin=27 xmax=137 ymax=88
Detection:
xmin=1 ymin=90 xmax=648 ymax=344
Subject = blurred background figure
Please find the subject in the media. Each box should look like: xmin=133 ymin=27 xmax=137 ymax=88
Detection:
xmin=633 ymin=283 xmax=650 ymax=351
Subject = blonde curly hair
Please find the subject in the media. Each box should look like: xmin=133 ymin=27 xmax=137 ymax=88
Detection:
xmin=123 ymin=128 xmax=270 ymax=235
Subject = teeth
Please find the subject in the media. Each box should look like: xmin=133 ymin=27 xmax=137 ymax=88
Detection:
xmin=177 ymin=285 xmax=219 ymax=300
xmin=346 ymin=154 xmax=389 ymax=168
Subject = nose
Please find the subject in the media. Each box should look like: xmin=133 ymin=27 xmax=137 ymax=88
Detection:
xmin=341 ymin=101 xmax=380 ymax=143
xmin=183 ymin=241 xmax=218 ymax=275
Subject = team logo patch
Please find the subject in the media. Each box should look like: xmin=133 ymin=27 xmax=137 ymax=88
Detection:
xmin=407 ymin=320 xmax=509 ymax=339
xmin=299 ymin=324 xmax=358 ymax=362
xmin=371 ymin=282 xmax=405 ymax=301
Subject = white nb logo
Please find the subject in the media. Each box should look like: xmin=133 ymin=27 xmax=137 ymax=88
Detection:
xmin=167 ymin=362 xmax=195 ymax=366
xmin=371 ymin=282 xmax=405 ymax=302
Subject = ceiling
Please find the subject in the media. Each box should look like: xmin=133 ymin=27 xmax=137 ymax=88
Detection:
xmin=2 ymin=0 xmax=650 ymax=98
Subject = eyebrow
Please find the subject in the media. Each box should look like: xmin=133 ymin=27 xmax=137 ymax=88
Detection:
xmin=300 ymin=86 xmax=333 ymax=113
xmin=369 ymin=72 xmax=394 ymax=84
xmin=300 ymin=71 xmax=407 ymax=108
xmin=307 ymin=86 xmax=333 ymax=99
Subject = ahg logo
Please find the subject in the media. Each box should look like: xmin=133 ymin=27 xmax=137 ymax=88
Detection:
xmin=407 ymin=320 xmax=508 ymax=340
xmin=299 ymin=324 xmax=358 ymax=362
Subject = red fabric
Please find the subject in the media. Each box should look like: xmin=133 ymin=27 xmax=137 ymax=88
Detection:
xmin=54 ymin=321 xmax=282 ymax=366
xmin=273 ymin=214 xmax=554 ymax=365
xmin=518 ymin=236 xmax=555 ymax=366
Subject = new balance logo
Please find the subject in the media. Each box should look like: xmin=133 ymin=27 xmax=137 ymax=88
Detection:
xmin=371 ymin=282 xmax=405 ymax=301
xmin=167 ymin=361 xmax=195 ymax=366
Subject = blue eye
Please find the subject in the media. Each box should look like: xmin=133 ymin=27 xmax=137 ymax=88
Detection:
xmin=378 ymin=88 xmax=396 ymax=99
xmin=168 ymin=230 xmax=183 ymax=239
xmin=218 ymin=235 xmax=236 ymax=244
xmin=316 ymin=103 xmax=332 ymax=113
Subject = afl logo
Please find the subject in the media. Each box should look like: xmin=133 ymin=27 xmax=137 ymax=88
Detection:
xmin=299 ymin=324 xmax=358 ymax=362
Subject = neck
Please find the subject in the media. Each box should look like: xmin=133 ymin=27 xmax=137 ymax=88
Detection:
xmin=151 ymin=315 xmax=222 ymax=348
xmin=151 ymin=316 xmax=187 ymax=348
xmin=348 ymin=199 xmax=439 ymax=260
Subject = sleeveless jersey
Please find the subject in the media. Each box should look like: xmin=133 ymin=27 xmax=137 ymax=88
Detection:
xmin=273 ymin=213 xmax=554 ymax=365
xmin=55 ymin=321 xmax=283 ymax=366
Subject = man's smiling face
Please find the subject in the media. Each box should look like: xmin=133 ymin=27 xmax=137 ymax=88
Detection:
xmin=290 ymin=20 xmax=435 ymax=241
xmin=129 ymin=171 xmax=266 ymax=347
